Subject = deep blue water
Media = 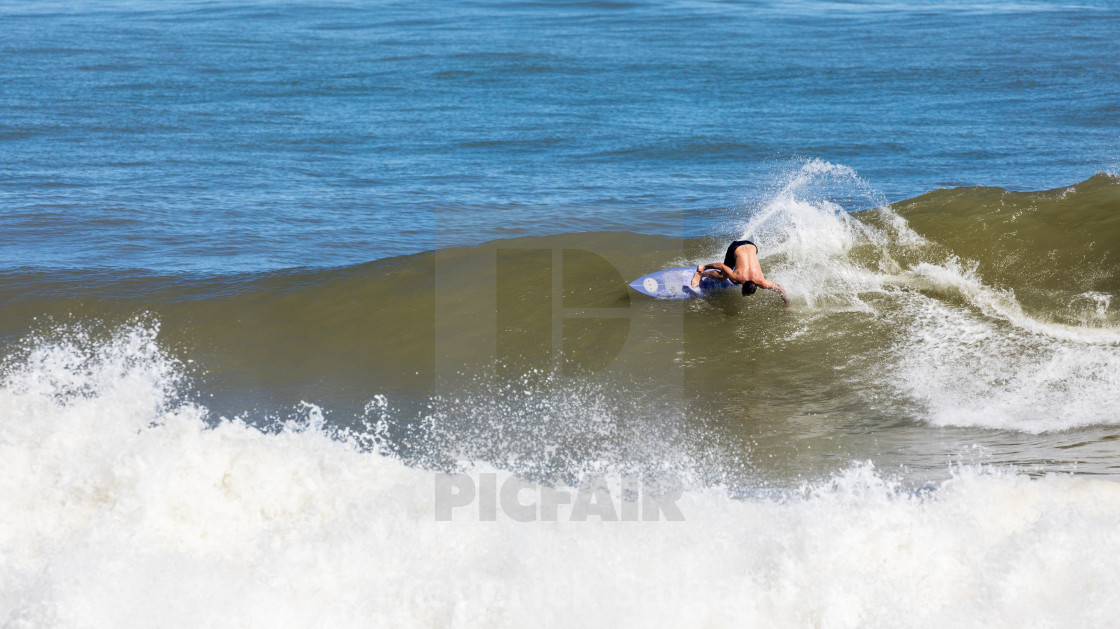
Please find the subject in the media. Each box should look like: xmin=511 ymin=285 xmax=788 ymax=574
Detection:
xmin=1 ymin=0 xmax=1117 ymax=272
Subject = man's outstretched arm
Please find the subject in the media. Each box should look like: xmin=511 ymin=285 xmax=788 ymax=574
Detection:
xmin=755 ymin=278 xmax=790 ymax=305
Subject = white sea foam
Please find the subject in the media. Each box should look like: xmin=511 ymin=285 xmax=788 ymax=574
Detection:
xmin=904 ymin=259 xmax=1120 ymax=344
xmin=890 ymin=293 xmax=1120 ymax=431
xmin=731 ymin=160 xmax=1120 ymax=432
xmin=731 ymin=159 xmax=917 ymax=311
xmin=3 ymin=326 xmax=1120 ymax=627
xmin=886 ymin=237 xmax=1120 ymax=434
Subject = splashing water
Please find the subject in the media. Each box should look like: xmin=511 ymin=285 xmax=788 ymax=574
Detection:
xmin=701 ymin=161 xmax=1120 ymax=433
xmin=4 ymin=324 xmax=1120 ymax=627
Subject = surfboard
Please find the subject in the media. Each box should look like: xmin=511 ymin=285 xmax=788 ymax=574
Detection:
xmin=628 ymin=267 xmax=735 ymax=299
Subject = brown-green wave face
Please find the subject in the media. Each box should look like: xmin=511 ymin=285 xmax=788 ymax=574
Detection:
xmin=887 ymin=173 xmax=1120 ymax=327
xmin=2 ymin=174 xmax=1118 ymax=486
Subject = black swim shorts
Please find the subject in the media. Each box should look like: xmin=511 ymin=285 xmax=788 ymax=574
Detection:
xmin=722 ymin=240 xmax=757 ymax=267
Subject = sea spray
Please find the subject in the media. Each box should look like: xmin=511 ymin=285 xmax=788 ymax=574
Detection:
xmin=4 ymin=324 xmax=1120 ymax=627
xmin=702 ymin=162 xmax=1120 ymax=432
xmin=722 ymin=159 xmax=920 ymax=311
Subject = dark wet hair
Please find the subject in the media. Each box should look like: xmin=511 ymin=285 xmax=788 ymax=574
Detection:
xmin=742 ymin=281 xmax=758 ymax=296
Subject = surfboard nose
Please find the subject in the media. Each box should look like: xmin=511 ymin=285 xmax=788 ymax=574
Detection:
xmin=629 ymin=275 xmax=659 ymax=296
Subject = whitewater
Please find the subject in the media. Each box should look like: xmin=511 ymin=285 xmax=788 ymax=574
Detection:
xmin=4 ymin=325 xmax=1120 ymax=628
xmin=4 ymin=0 xmax=1120 ymax=624
xmin=5 ymin=161 xmax=1120 ymax=627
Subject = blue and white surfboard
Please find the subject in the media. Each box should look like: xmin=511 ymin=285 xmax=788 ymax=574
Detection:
xmin=628 ymin=266 xmax=734 ymax=299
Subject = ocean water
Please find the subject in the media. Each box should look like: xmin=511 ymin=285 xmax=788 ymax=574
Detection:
xmin=2 ymin=0 xmax=1120 ymax=626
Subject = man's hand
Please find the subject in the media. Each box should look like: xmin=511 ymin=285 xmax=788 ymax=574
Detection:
xmin=772 ymin=283 xmax=790 ymax=307
xmin=691 ymin=264 xmax=704 ymax=287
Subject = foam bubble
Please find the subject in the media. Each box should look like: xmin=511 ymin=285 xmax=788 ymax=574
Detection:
xmin=1072 ymin=291 xmax=1114 ymax=323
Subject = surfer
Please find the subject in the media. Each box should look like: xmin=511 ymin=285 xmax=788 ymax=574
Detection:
xmin=691 ymin=240 xmax=789 ymax=304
